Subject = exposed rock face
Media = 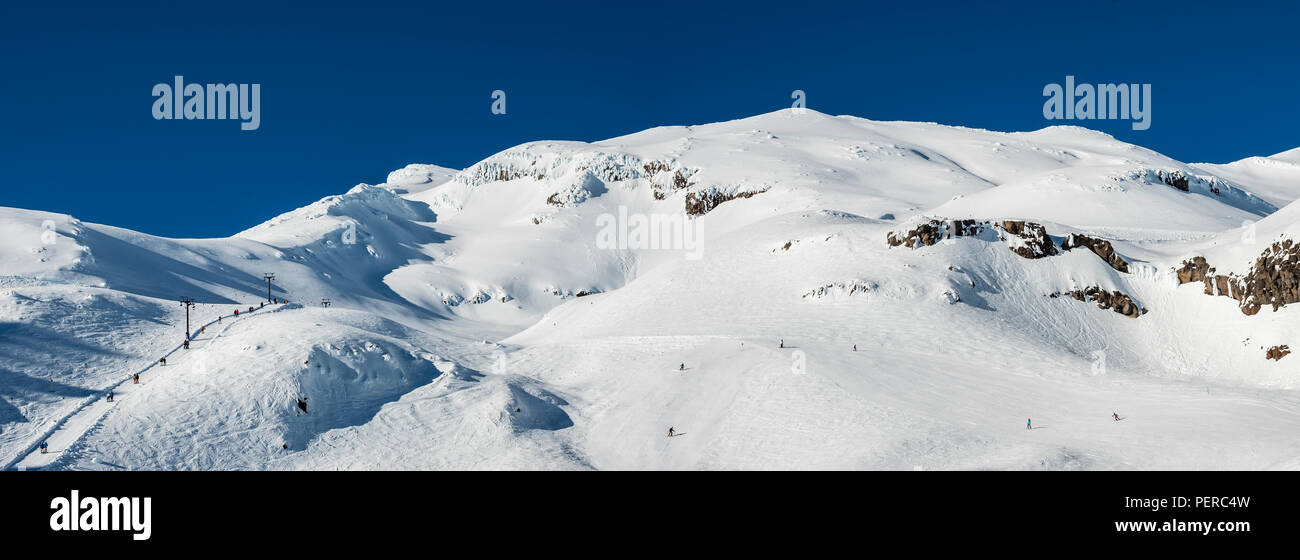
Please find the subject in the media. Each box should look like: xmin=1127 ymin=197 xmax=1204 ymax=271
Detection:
xmin=647 ymin=162 xmax=697 ymax=200
xmin=1001 ymin=220 xmax=1059 ymax=259
xmin=1061 ymin=233 xmax=1129 ymax=273
xmin=1181 ymin=239 xmax=1300 ymax=315
xmin=886 ymin=219 xmax=1136 ymax=264
xmin=1156 ymin=169 xmax=1190 ymax=192
xmin=684 ymin=187 xmax=766 ymax=216
xmin=1235 ymin=239 xmax=1300 ymax=313
xmin=1049 ymin=287 xmax=1147 ymax=318
xmin=1176 ymin=256 xmax=1213 ymax=284
xmin=886 ymin=218 xmax=987 ymax=248
xmin=1266 ymin=345 xmax=1291 ymax=361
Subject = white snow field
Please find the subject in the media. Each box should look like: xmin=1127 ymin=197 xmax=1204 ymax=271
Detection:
xmin=2 ymin=109 xmax=1298 ymax=470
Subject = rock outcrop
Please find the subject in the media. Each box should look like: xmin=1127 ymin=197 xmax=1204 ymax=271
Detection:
xmin=1049 ymin=287 xmax=1147 ymax=318
xmin=1001 ymin=220 xmax=1059 ymax=259
xmin=1061 ymin=233 xmax=1129 ymax=273
xmin=684 ymin=186 xmax=767 ymax=216
xmin=1178 ymin=239 xmax=1300 ymax=315
xmin=1266 ymin=345 xmax=1291 ymax=361
xmin=886 ymin=219 xmax=987 ymax=249
xmin=1155 ymin=169 xmax=1190 ymax=192
xmin=1176 ymin=256 xmax=1213 ymax=284
xmin=885 ymin=218 xmax=1061 ymax=260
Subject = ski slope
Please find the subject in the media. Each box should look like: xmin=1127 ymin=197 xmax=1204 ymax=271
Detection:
xmin=2 ymin=109 xmax=1298 ymax=470
xmin=8 ymin=303 xmax=284 ymax=470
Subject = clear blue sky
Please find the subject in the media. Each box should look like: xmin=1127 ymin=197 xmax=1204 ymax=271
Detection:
xmin=2 ymin=0 xmax=1296 ymax=238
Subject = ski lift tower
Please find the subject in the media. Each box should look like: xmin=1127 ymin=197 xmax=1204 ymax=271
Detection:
xmin=263 ymin=273 xmax=275 ymax=303
xmin=180 ymin=297 xmax=195 ymax=341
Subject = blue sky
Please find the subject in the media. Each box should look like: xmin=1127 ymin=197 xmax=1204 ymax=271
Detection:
xmin=1 ymin=1 xmax=1296 ymax=238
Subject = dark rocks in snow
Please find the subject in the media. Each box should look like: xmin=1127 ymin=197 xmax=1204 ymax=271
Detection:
xmin=1266 ymin=345 xmax=1291 ymax=361
xmin=684 ymin=187 xmax=765 ymax=216
xmin=1232 ymin=239 xmax=1300 ymax=314
xmin=1001 ymin=220 xmax=1059 ymax=259
xmin=802 ymin=280 xmax=874 ymax=299
xmin=886 ymin=218 xmax=986 ymax=248
xmin=647 ymin=162 xmax=696 ymax=201
xmin=1050 ymin=286 xmax=1147 ymax=318
xmin=1061 ymin=233 xmax=1129 ymax=273
xmin=1156 ymin=170 xmax=1190 ymax=192
xmin=1181 ymin=239 xmax=1300 ymax=315
xmin=885 ymin=218 xmax=1063 ymax=260
xmin=887 ymin=218 xmax=1143 ymax=270
xmin=1176 ymin=256 xmax=1213 ymax=285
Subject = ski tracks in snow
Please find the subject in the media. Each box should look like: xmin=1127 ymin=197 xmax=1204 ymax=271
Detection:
xmin=6 ymin=304 xmax=281 ymax=470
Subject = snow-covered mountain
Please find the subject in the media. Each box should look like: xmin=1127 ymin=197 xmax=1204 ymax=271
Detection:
xmin=3 ymin=110 xmax=1299 ymax=470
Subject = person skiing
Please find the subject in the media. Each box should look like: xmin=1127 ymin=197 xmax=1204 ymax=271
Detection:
xmin=1112 ymin=412 xmax=1120 ymax=421
xmin=668 ymin=427 xmax=675 ymax=437
xmin=106 ymin=390 xmax=114 ymax=403
xmin=853 ymin=344 xmax=857 ymax=351
xmin=1026 ymin=418 xmax=1031 ymax=430
xmin=159 ymin=357 xmax=166 ymax=366
xmin=39 ymin=441 xmax=48 ymax=454
xmin=679 ymin=363 xmax=685 ymax=371
xmin=779 ymin=339 xmax=784 ymax=349
xmin=133 ymin=373 xmax=139 ymax=384
xmin=183 ymin=340 xmax=190 ymax=350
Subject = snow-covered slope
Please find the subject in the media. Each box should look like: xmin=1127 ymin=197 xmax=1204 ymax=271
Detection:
xmin=1193 ymin=147 xmax=1300 ymax=208
xmin=4 ymin=110 xmax=1299 ymax=471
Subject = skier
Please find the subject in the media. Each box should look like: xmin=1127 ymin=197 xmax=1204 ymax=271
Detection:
xmin=200 ymin=326 xmax=205 ymax=334
xmin=133 ymin=373 xmax=139 ymax=384
xmin=183 ymin=340 xmax=190 ymax=350
xmin=668 ymin=427 xmax=675 ymax=437
xmin=1112 ymin=412 xmax=1120 ymax=421
xmin=853 ymin=344 xmax=857 ymax=351
xmin=106 ymin=390 xmax=114 ymax=403
xmin=39 ymin=441 xmax=48 ymax=454
xmin=679 ymin=363 xmax=685 ymax=371
xmin=1026 ymin=418 xmax=1031 ymax=430
xmin=260 ymin=302 xmax=264 ymax=309
xmin=159 ymin=357 xmax=167 ymax=366
xmin=779 ymin=339 xmax=784 ymax=349
xmin=234 ymin=309 xmax=239 ymax=317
